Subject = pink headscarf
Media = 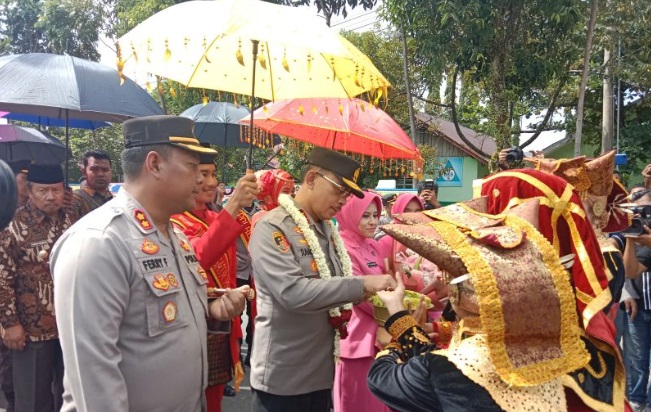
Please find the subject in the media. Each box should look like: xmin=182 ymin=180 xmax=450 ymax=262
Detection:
xmin=392 ymin=193 xmax=423 ymax=214
xmin=336 ymin=191 xmax=382 ymax=246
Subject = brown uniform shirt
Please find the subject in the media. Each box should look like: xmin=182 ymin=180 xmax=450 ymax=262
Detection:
xmin=0 ymin=202 xmax=75 ymax=341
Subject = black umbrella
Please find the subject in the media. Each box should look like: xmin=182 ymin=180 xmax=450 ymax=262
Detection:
xmin=0 ymin=53 xmax=164 ymax=181
xmin=180 ymin=101 xmax=282 ymax=176
xmin=0 ymin=124 xmax=71 ymax=163
xmin=180 ymin=101 xmax=251 ymax=148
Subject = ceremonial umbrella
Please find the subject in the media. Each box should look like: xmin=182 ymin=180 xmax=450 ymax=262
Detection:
xmin=116 ymin=0 xmax=389 ymax=168
xmin=241 ymin=98 xmax=423 ymax=174
xmin=0 ymin=53 xmax=164 ymax=180
xmin=0 ymin=124 xmax=71 ymax=164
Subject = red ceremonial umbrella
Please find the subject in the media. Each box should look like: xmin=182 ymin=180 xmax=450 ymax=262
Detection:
xmin=241 ymin=98 xmax=421 ymax=162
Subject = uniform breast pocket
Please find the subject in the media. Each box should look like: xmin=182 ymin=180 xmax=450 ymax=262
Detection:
xmin=143 ymin=272 xmax=189 ymax=337
xmin=298 ymin=256 xmax=319 ymax=278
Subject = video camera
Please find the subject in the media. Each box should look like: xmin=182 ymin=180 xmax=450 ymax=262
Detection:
xmin=505 ymin=146 xmax=524 ymax=163
xmin=621 ymin=204 xmax=651 ymax=237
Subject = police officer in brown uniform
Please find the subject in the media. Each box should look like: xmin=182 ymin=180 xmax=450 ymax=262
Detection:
xmin=50 ymin=116 xmax=245 ymax=412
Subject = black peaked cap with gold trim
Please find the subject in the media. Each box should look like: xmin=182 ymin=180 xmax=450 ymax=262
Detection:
xmin=122 ymin=115 xmax=217 ymax=156
xmin=307 ymin=147 xmax=363 ymax=198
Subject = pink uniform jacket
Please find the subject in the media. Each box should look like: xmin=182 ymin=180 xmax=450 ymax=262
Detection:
xmin=336 ymin=192 xmax=385 ymax=359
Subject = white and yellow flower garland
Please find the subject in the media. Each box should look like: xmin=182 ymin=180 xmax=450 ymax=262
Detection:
xmin=278 ymin=194 xmax=354 ymax=360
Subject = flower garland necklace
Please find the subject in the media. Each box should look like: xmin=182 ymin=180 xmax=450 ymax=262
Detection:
xmin=278 ymin=194 xmax=353 ymax=360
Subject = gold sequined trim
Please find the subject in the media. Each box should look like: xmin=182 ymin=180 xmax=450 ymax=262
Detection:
xmin=387 ymin=314 xmax=418 ymax=340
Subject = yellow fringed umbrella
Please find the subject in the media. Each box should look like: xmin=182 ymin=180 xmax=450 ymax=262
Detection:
xmin=117 ymin=0 xmax=390 ymax=168
xmin=116 ymin=0 xmax=389 ymax=102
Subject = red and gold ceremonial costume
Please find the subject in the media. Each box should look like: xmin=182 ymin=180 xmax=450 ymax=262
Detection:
xmin=251 ymin=169 xmax=294 ymax=228
xmin=171 ymin=207 xmax=251 ymax=410
xmin=479 ymin=151 xmax=631 ymax=412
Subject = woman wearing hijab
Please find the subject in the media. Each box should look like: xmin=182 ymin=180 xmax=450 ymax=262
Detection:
xmin=333 ymin=191 xmax=392 ymax=412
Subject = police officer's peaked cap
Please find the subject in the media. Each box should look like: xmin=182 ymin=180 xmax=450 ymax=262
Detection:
xmin=199 ymin=142 xmax=217 ymax=165
xmin=122 ymin=115 xmax=217 ymax=156
xmin=27 ymin=163 xmax=63 ymax=184
xmin=382 ymin=193 xmax=397 ymax=206
xmin=306 ymin=147 xmax=364 ymax=199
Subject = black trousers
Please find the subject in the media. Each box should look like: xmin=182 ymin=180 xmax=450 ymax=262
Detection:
xmin=251 ymin=389 xmax=332 ymax=412
xmin=0 ymin=341 xmax=14 ymax=410
xmin=12 ymin=340 xmax=64 ymax=412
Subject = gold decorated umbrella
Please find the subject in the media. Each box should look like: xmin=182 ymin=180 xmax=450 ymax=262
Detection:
xmin=116 ymin=0 xmax=390 ymax=168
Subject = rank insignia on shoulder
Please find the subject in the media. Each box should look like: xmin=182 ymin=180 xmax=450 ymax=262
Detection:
xmin=293 ymin=226 xmax=302 ymax=235
xmin=197 ymin=267 xmax=208 ymax=280
xmin=311 ymin=259 xmax=318 ymax=272
xmin=298 ymin=237 xmax=308 ymax=245
xmin=134 ymin=209 xmax=152 ymax=230
xmin=141 ymin=239 xmax=159 ymax=255
xmin=180 ymin=240 xmax=191 ymax=252
xmin=167 ymin=273 xmax=179 ymax=288
xmin=272 ymin=231 xmax=290 ymax=253
xmin=162 ymin=301 xmax=177 ymax=322
xmin=152 ymin=274 xmax=170 ymax=291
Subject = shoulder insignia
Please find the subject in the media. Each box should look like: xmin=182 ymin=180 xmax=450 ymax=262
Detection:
xmin=180 ymin=240 xmax=191 ymax=252
xmin=162 ymin=301 xmax=177 ymax=322
xmin=141 ymin=239 xmax=159 ymax=255
xmin=167 ymin=273 xmax=179 ymax=288
xmin=152 ymin=274 xmax=170 ymax=291
xmin=311 ymin=259 xmax=318 ymax=272
xmin=134 ymin=209 xmax=152 ymax=230
xmin=197 ymin=267 xmax=208 ymax=280
xmin=272 ymin=231 xmax=290 ymax=253
xmin=293 ymin=226 xmax=303 ymax=235
xmin=298 ymin=237 xmax=308 ymax=245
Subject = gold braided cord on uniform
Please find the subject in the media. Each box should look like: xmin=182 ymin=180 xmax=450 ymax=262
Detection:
xmin=430 ymin=219 xmax=588 ymax=387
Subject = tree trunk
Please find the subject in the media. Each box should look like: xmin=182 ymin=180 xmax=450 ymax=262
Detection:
xmin=602 ymin=48 xmax=614 ymax=152
xmin=574 ymin=0 xmax=599 ymax=156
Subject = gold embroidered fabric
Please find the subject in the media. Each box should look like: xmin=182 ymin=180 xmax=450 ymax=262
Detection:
xmin=436 ymin=335 xmax=567 ymax=412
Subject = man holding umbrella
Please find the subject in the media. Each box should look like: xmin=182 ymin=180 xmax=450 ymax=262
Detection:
xmin=0 ymin=163 xmax=75 ymax=412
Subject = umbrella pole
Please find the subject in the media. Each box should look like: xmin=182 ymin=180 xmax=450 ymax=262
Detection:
xmin=65 ymin=111 xmax=70 ymax=188
xmin=246 ymin=40 xmax=260 ymax=171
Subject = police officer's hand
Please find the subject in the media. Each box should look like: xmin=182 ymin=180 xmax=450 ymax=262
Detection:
xmin=364 ymin=274 xmax=397 ymax=299
xmin=2 ymin=324 xmax=26 ymax=351
xmin=209 ymin=289 xmax=246 ymax=321
xmin=624 ymin=298 xmax=638 ymax=321
xmin=224 ymin=173 xmax=258 ymax=218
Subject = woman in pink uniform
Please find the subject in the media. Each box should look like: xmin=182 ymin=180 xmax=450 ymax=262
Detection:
xmin=333 ymin=191 xmax=392 ymax=412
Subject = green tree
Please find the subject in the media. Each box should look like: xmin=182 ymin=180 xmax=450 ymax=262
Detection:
xmin=0 ymin=0 xmax=104 ymax=60
xmin=381 ymin=0 xmax=586 ymax=168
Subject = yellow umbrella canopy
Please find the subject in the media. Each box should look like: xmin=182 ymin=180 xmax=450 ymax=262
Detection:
xmin=116 ymin=0 xmax=390 ymax=101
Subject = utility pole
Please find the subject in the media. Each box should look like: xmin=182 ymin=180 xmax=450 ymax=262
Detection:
xmin=401 ymin=28 xmax=418 ymax=146
xmin=602 ymin=48 xmax=614 ymax=152
xmin=574 ymin=0 xmax=598 ymax=156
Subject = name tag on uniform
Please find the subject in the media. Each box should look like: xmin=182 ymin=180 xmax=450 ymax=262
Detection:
xmin=366 ymin=261 xmax=378 ymax=268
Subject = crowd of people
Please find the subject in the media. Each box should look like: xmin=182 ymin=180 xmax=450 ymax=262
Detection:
xmin=0 ymin=114 xmax=650 ymax=412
